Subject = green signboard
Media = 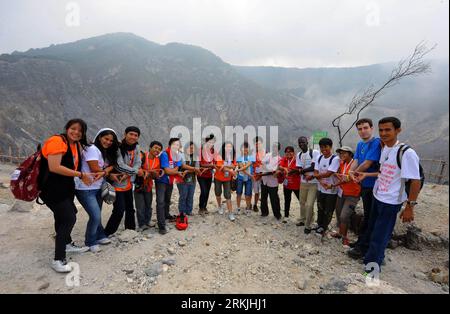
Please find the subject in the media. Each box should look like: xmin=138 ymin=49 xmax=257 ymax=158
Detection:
xmin=312 ymin=131 xmax=328 ymax=144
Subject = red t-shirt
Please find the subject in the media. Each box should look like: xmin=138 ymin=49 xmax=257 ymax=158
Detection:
xmin=279 ymin=156 xmax=300 ymax=190
xmin=214 ymin=156 xmax=237 ymax=182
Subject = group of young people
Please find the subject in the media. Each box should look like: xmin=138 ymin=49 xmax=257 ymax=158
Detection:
xmin=38 ymin=116 xmax=422 ymax=277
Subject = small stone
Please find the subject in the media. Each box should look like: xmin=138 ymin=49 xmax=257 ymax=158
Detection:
xmin=144 ymin=262 xmax=163 ymax=277
xmin=118 ymin=229 xmax=139 ymax=243
xmin=413 ymin=272 xmax=428 ymax=281
xmin=38 ymin=282 xmax=50 ymax=290
xmin=178 ymin=240 xmax=187 ymax=247
xmin=297 ymin=278 xmax=308 ymax=290
xmin=122 ymin=269 xmax=134 ymax=275
xmin=162 ymin=264 xmax=169 ymax=272
xmin=202 ymin=277 xmax=207 ymax=281
xmin=126 ymin=277 xmax=133 ymax=283
xmin=167 ymin=247 xmax=175 ymax=255
xmin=205 ymin=242 xmax=210 ymax=246
xmin=430 ymin=271 xmax=449 ymax=285
xmin=161 ymin=258 xmax=176 ymax=266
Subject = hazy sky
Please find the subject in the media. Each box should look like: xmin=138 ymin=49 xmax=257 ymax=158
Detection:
xmin=0 ymin=0 xmax=448 ymax=68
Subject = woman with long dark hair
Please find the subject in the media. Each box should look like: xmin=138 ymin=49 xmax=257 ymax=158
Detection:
xmin=39 ymin=118 xmax=101 ymax=273
xmin=75 ymin=128 xmax=120 ymax=253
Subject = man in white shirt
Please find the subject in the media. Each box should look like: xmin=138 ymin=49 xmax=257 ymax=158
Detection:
xmin=260 ymin=142 xmax=282 ymax=219
xmin=353 ymin=117 xmax=421 ymax=273
xmin=309 ymin=138 xmax=340 ymax=235
xmin=295 ymin=136 xmax=321 ymax=234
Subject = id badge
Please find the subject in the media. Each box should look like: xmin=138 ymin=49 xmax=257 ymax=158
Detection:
xmin=283 ymin=178 xmax=288 ymax=186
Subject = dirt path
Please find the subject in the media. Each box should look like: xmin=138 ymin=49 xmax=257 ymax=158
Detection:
xmin=0 ymin=162 xmax=448 ymax=294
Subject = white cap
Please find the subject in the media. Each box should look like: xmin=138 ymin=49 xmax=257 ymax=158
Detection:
xmin=94 ymin=128 xmax=118 ymax=142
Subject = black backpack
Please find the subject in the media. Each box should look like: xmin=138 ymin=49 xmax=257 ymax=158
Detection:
xmin=396 ymin=144 xmax=425 ymax=196
xmin=298 ymin=149 xmax=313 ymax=161
xmin=318 ymin=154 xmax=337 ymax=166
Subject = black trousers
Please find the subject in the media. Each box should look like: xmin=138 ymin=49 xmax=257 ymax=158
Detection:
xmin=198 ymin=177 xmax=212 ymax=209
xmin=283 ymin=187 xmax=299 ymax=218
xmin=155 ymin=182 xmax=174 ymax=229
xmin=105 ymin=189 xmax=136 ymax=236
xmin=261 ymin=183 xmax=281 ymax=219
xmin=47 ymin=197 xmax=77 ymax=261
xmin=355 ymin=187 xmax=375 ymax=251
xmin=317 ymin=191 xmax=337 ymax=230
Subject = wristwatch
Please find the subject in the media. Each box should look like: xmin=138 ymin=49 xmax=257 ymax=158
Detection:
xmin=406 ymin=201 xmax=418 ymax=206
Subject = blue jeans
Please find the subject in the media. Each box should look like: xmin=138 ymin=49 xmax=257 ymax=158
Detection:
xmin=177 ymin=183 xmax=196 ymax=214
xmin=75 ymin=189 xmax=107 ymax=247
xmin=236 ymin=179 xmax=252 ymax=197
xmin=363 ymin=197 xmax=402 ymax=271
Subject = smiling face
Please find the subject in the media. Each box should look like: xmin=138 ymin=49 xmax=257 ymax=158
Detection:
xmin=298 ymin=138 xmax=308 ymax=152
xmin=100 ymin=134 xmax=114 ymax=149
xmin=285 ymin=149 xmax=294 ymax=159
xmin=338 ymin=150 xmax=352 ymax=162
xmin=66 ymin=122 xmax=83 ymax=142
xmin=378 ymin=122 xmax=401 ymax=146
xmin=170 ymin=140 xmax=181 ymax=153
xmin=124 ymin=131 xmax=139 ymax=145
xmin=150 ymin=144 xmax=162 ymax=157
xmin=319 ymin=145 xmax=332 ymax=157
xmin=357 ymin=122 xmax=374 ymax=141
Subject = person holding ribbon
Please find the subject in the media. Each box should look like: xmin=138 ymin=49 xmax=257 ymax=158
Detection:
xmin=155 ymin=138 xmax=183 ymax=234
xmin=134 ymin=141 xmax=163 ymax=231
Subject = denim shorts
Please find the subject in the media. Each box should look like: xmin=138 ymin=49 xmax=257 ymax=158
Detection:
xmin=236 ymin=179 xmax=253 ymax=196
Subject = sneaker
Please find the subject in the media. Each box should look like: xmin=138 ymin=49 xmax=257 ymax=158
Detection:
xmin=97 ymin=237 xmax=111 ymax=245
xmin=89 ymin=245 xmax=102 ymax=253
xmin=315 ymin=227 xmax=325 ymax=235
xmin=203 ymin=209 xmax=209 ymax=215
xmin=228 ymin=213 xmax=236 ymax=221
xmin=342 ymin=238 xmax=350 ymax=248
xmin=304 ymin=228 xmax=312 ymax=235
xmin=296 ymin=221 xmax=305 ymax=227
xmin=253 ymin=205 xmax=259 ymax=212
xmin=236 ymin=207 xmax=241 ymax=215
xmin=159 ymin=228 xmax=168 ymax=235
xmin=139 ymin=225 xmax=150 ymax=231
xmin=347 ymin=247 xmax=364 ymax=260
xmin=218 ymin=207 xmax=224 ymax=215
xmin=66 ymin=242 xmax=89 ymax=253
xmin=282 ymin=216 xmax=288 ymax=223
xmin=245 ymin=209 xmax=251 ymax=216
xmin=148 ymin=221 xmax=156 ymax=227
xmin=51 ymin=260 xmax=72 ymax=273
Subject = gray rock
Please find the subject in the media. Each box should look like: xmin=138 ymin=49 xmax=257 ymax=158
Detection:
xmin=322 ymin=277 xmax=348 ymax=292
xmin=405 ymin=225 xmax=422 ymax=251
xmin=167 ymin=247 xmax=176 ymax=255
xmin=161 ymin=258 xmax=176 ymax=266
xmin=38 ymin=282 xmax=50 ymax=290
xmin=9 ymin=200 xmax=33 ymax=212
xmin=144 ymin=262 xmax=163 ymax=277
xmin=178 ymin=240 xmax=187 ymax=247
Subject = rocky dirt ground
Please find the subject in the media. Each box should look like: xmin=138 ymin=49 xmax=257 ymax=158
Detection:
xmin=0 ymin=162 xmax=448 ymax=294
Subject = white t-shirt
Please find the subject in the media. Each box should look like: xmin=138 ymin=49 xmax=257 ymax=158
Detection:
xmin=75 ymin=145 xmax=107 ymax=190
xmin=261 ymin=152 xmax=281 ymax=188
xmin=314 ymin=154 xmax=340 ymax=194
xmin=296 ymin=149 xmax=320 ymax=184
xmin=373 ymin=144 xmax=420 ymax=205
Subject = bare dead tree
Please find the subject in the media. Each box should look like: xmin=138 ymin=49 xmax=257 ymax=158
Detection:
xmin=332 ymin=41 xmax=436 ymax=147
